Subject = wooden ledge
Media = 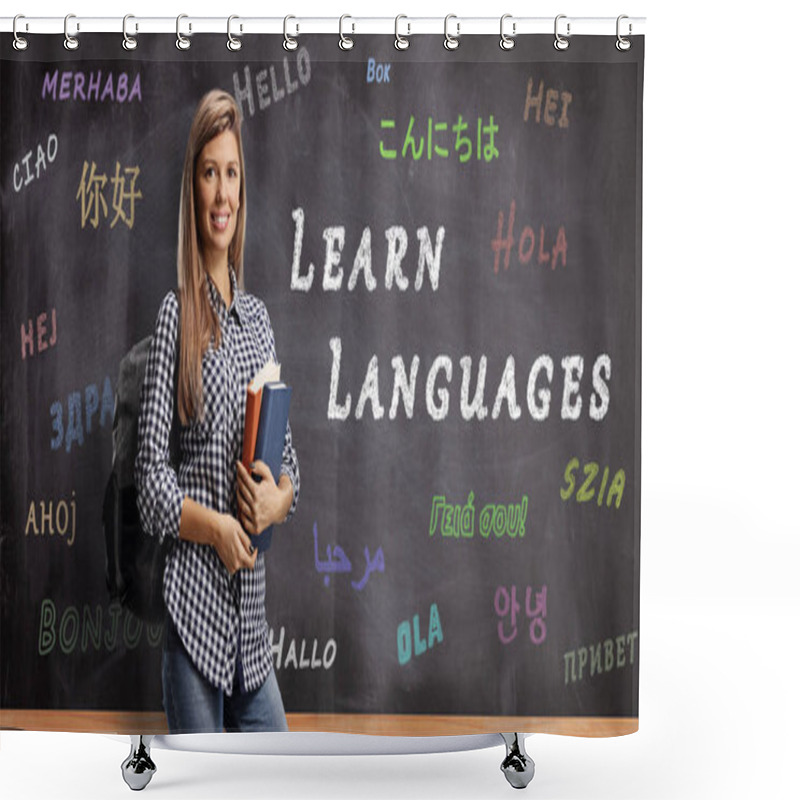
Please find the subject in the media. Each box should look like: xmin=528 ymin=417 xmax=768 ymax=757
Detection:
xmin=1 ymin=710 xmax=636 ymax=738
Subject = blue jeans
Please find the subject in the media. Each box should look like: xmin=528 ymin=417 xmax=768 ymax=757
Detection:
xmin=162 ymin=615 xmax=289 ymax=733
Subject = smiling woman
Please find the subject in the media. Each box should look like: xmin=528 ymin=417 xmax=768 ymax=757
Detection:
xmin=133 ymin=88 xmax=300 ymax=735
xmin=194 ymin=129 xmax=241 ymax=299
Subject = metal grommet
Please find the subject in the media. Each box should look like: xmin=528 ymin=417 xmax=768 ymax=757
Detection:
xmin=444 ymin=14 xmax=460 ymax=51
xmin=554 ymin=14 xmax=570 ymax=51
xmin=339 ymin=14 xmax=354 ymax=50
xmin=64 ymin=13 xmax=79 ymax=51
xmin=616 ymin=15 xmax=632 ymax=51
xmin=122 ymin=14 xmax=138 ymax=51
xmin=13 ymin=15 xmax=29 ymax=51
xmin=500 ymin=14 xmax=515 ymax=51
xmin=176 ymin=14 xmax=191 ymax=51
xmin=227 ymin=15 xmax=242 ymax=51
xmin=395 ymin=14 xmax=410 ymax=51
xmin=283 ymin=15 xmax=298 ymax=51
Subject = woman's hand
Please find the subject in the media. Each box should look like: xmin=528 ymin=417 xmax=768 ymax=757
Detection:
xmin=213 ymin=512 xmax=258 ymax=575
xmin=236 ymin=460 xmax=292 ymax=537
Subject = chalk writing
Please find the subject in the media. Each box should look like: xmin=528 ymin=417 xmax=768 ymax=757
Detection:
xmin=290 ymin=207 xmax=444 ymax=294
xmin=563 ymin=631 xmax=638 ymax=684
xmin=397 ymin=603 xmax=443 ymax=665
xmin=430 ymin=492 xmax=475 ymax=538
xmin=50 ymin=376 xmax=114 ymax=453
xmin=76 ymin=161 xmax=142 ymax=230
xmin=523 ymin=79 xmax=573 ymax=128
xmin=20 ymin=307 xmax=57 ymax=360
xmin=560 ymin=458 xmax=625 ymax=509
xmin=366 ymin=58 xmax=392 ymax=83
xmin=42 ymin=71 xmax=142 ymax=103
xmin=380 ymin=114 xmax=499 ymax=162
xmin=495 ymin=585 xmax=547 ymax=645
xmin=313 ymin=521 xmax=385 ymax=590
xmin=492 ymin=200 xmax=567 ymax=274
xmin=38 ymin=599 xmax=162 ymax=656
xmin=232 ymin=49 xmax=312 ymax=119
xmin=12 ymin=133 xmax=58 ymax=193
xmin=269 ymin=626 xmax=337 ymax=670
xmin=329 ymin=343 xmax=612 ymax=423
xmin=24 ymin=492 xmax=77 ymax=546
xmin=479 ymin=496 xmax=529 ymax=538
xmin=430 ymin=493 xmax=528 ymax=539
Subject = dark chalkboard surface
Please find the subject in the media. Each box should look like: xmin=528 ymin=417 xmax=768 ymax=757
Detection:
xmin=1 ymin=33 xmax=642 ymax=728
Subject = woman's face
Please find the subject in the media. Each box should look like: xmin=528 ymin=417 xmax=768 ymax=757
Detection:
xmin=194 ymin=129 xmax=241 ymax=268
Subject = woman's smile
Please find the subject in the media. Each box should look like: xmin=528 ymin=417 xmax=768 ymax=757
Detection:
xmin=211 ymin=212 xmax=231 ymax=232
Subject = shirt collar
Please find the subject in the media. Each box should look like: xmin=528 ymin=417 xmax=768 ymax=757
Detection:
xmin=205 ymin=264 xmax=249 ymax=325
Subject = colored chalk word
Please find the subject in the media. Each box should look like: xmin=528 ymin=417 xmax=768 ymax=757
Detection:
xmin=76 ymin=161 xmax=142 ymax=230
xmin=13 ymin=133 xmax=58 ymax=193
xmin=42 ymin=71 xmax=142 ymax=103
xmin=397 ymin=603 xmax=443 ymax=665
xmin=20 ymin=307 xmax=57 ymax=360
xmin=523 ymin=79 xmax=573 ymax=128
xmin=232 ymin=49 xmax=312 ymax=119
xmin=429 ymin=493 xmax=529 ymax=539
xmin=495 ymin=585 xmax=547 ymax=645
xmin=560 ymin=458 xmax=626 ymax=509
xmin=50 ymin=376 xmax=114 ymax=453
xmin=492 ymin=200 xmax=567 ymax=274
xmin=563 ymin=631 xmax=638 ymax=684
xmin=38 ymin=599 xmax=162 ymax=657
xmin=328 ymin=343 xmax=612 ymax=423
xmin=289 ymin=207 xmax=444 ymax=294
xmin=25 ymin=492 xmax=77 ymax=546
xmin=379 ymin=114 xmax=499 ymax=163
xmin=269 ymin=626 xmax=337 ymax=670
xmin=366 ymin=58 xmax=392 ymax=83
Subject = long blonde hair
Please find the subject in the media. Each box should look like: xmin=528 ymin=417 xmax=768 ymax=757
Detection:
xmin=176 ymin=89 xmax=247 ymax=424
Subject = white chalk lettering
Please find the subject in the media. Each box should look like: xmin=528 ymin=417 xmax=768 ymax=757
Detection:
xmin=329 ymin=343 xmax=612 ymax=424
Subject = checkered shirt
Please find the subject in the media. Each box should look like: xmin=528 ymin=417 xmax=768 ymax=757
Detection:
xmin=134 ymin=265 xmax=299 ymax=695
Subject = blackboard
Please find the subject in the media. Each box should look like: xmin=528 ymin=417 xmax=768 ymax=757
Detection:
xmin=1 ymin=33 xmax=642 ymax=727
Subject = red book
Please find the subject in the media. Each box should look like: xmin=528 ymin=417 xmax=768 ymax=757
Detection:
xmin=242 ymin=361 xmax=281 ymax=468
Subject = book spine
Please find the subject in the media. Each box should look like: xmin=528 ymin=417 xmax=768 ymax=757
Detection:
xmin=242 ymin=387 xmax=262 ymax=468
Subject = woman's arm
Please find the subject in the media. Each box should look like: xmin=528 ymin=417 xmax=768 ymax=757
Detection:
xmin=235 ymin=461 xmax=294 ymax=536
xmin=134 ymin=293 xmax=185 ymax=543
xmin=179 ymin=496 xmax=257 ymax=574
xmin=135 ymin=293 xmax=255 ymax=574
xmin=278 ymin=421 xmax=300 ymax=521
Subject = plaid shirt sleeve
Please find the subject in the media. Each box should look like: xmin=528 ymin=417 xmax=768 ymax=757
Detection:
xmin=257 ymin=300 xmax=300 ymax=521
xmin=134 ymin=292 xmax=184 ymax=543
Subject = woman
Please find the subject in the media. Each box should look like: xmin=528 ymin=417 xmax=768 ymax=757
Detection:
xmin=134 ymin=89 xmax=299 ymax=733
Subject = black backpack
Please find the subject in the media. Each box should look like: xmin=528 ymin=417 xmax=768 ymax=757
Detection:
xmin=103 ymin=292 xmax=179 ymax=624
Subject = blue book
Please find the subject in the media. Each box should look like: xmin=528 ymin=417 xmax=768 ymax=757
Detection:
xmin=251 ymin=382 xmax=292 ymax=549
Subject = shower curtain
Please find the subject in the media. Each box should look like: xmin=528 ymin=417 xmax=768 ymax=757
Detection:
xmin=0 ymin=29 xmax=643 ymax=737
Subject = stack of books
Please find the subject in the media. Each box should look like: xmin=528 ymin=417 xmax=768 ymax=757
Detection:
xmin=242 ymin=360 xmax=292 ymax=548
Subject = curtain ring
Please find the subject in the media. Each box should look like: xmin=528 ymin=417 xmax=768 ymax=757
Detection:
xmin=64 ymin=13 xmax=79 ymax=51
xmin=339 ymin=14 xmax=354 ymax=50
xmin=444 ymin=14 xmax=460 ymax=51
xmin=122 ymin=15 xmax=138 ymax=51
xmin=500 ymin=14 xmax=515 ymax=51
xmin=13 ymin=15 xmax=28 ymax=51
xmin=176 ymin=14 xmax=191 ymax=50
xmin=283 ymin=15 xmax=298 ymax=51
xmin=395 ymin=15 xmax=410 ymax=51
xmin=227 ymin=15 xmax=242 ymax=51
xmin=616 ymin=15 xmax=632 ymax=51
xmin=554 ymin=14 xmax=570 ymax=51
